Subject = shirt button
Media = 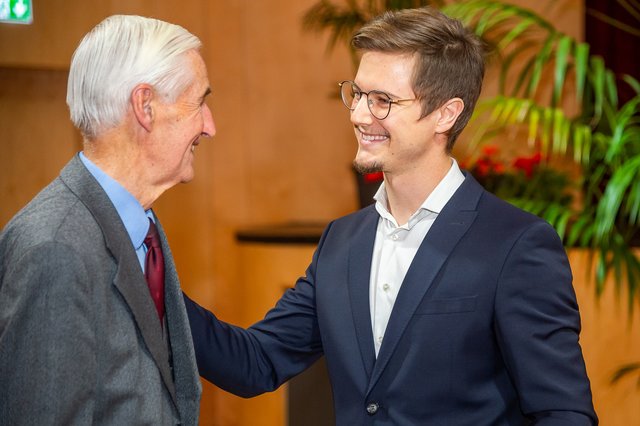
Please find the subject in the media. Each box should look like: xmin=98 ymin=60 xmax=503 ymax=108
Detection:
xmin=377 ymin=336 xmax=383 ymax=343
xmin=382 ymin=283 xmax=390 ymax=292
xmin=391 ymin=234 xmax=399 ymax=241
xmin=366 ymin=402 xmax=379 ymax=415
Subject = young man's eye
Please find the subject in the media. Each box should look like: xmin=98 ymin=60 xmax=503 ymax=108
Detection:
xmin=373 ymin=94 xmax=392 ymax=106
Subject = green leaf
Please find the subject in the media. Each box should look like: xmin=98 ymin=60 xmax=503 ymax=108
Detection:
xmin=595 ymin=156 xmax=640 ymax=239
xmin=498 ymin=97 xmax=519 ymax=124
xmin=587 ymin=7 xmax=640 ymax=37
xmin=500 ymin=41 xmax=539 ymax=96
xmin=605 ymin=96 xmax=640 ymax=161
xmin=497 ymin=18 xmax=534 ymax=50
xmin=526 ymin=35 xmax=555 ymax=98
xmin=555 ymin=210 xmax=571 ymax=240
xmin=611 ymin=363 xmax=640 ymax=384
xmin=628 ymin=177 xmax=640 ymax=224
xmin=574 ymin=42 xmax=590 ymax=104
xmin=567 ymin=216 xmax=590 ymax=247
xmin=552 ymin=108 xmax=566 ymax=155
xmin=596 ymin=250 xmax=607 ymax=294
xmin=623 ymin=74 xmax=640 ymax=95
xmin=540 ymin=107 xmax=553 ymax=153
xmin=475 ymin=4 xmax=503 ymax=36
xmin=605 ymin=68 xmax=619 ymax=108
xmin=528 ymin=106 xmax=540 ymax=146
xmin=581 ymin=124 xmax=593 ymax=165
xmin=514 ymin=98 xmax=532 ymax=123
xmin=560 ymin=116 xmax=571 ymax=154
xmin=590 ymin=56 xmax=606 ymax=124
xmin=553 ymin=36 xmax=572 ymax=106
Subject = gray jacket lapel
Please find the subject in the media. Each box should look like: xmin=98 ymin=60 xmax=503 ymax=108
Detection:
xmin=59 ymin=155 xmax=178 ymax=406
xmin=156 ymin=219 xmax=201 ymax=424
xmin=366 ymin=175 xmax=482 ymax=395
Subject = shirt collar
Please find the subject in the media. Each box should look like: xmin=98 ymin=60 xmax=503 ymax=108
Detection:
xmin=373 ymin=158 xmax=465 ymax=228
xmin=79 ymin=152 xmax=152 ymax=249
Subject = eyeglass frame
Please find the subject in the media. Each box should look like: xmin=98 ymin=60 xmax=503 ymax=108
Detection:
xmin=338 ymin=80 xmax=417 ymax=120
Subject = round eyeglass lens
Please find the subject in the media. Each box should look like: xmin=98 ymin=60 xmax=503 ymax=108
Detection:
xmin=340 ymin=81 xmax=359 ymax=110
xmin=367 ymin=91 xmax=392 ymax=119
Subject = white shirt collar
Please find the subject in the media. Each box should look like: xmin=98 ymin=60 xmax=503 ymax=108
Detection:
xmin=373 ymin=158 xmax=465 ymax=228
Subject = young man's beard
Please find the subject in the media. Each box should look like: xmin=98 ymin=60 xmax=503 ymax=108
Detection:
xmin=353 ymin=159 xmax=383 ymax=175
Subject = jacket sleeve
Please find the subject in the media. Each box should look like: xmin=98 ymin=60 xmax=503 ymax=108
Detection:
xmin=184 ymin=224 xmax=332 ymax=397
xmin=0 ymin=242 xmax=96 ymax=425
xmin=494 ymin=221 xmax=598 ymax=425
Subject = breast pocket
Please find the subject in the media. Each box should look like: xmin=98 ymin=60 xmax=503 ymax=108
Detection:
xmin=413 ymin=295 xmax=478 ymax=315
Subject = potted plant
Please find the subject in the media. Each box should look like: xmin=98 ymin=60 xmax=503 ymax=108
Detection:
xmin=461 ymin=145 xmax=574 ymax=208
xmin=438 ymin=0 xmax=640 ymax=307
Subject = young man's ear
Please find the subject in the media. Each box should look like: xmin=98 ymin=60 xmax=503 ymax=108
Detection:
xmin=131 ymin=84 xmax=154 ymax=132
xmin=435 ymin=98 xmax=464 ymax=134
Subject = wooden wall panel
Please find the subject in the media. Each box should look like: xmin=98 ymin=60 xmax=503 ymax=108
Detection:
xmin=0 ymin=68 xmax=80 ymax=225
xmin=0 ymin=0 xmax=209 ymax=69
xmin=570 ymin=250 xmax=640 ymax=425
xmin=0 ymin=2 xmax=96 ymax=68
xmin=3 ymin=1 xmax=640 ymax=425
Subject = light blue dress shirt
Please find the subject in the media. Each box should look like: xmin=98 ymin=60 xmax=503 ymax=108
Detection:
xmin=79 ymin=152 xmax=153 ymax=272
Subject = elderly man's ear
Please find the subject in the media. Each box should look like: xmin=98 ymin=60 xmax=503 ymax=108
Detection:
xmin=132 ymin=84 xmax=154 ymax=132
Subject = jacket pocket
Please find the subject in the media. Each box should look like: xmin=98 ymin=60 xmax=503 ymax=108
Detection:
xmin=413 ymin=295 xmax=477 ymax=315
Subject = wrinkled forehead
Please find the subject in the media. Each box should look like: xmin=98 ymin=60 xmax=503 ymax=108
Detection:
xmin=186 ymin=50 xmax=210 ymax=87
xmin=177 ymin=50 xmax=211 ymax=99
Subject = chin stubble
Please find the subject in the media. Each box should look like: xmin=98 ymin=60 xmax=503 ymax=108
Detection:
xmin=353 ymin=159 xmax=384 ymax=175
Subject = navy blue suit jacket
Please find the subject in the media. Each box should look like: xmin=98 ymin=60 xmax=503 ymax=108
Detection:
xmin=185 ymin=174 xmax=597 ymax=425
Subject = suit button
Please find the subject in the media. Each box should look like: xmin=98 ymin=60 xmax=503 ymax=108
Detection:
xmin=366 ymin=402 xmax=379 ymax=415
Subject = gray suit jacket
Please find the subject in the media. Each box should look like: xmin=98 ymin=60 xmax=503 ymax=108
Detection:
xmin=0 ymin=155 xmax=201 ymax=425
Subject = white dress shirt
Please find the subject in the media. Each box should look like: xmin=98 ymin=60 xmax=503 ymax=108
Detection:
xmin=369 ymin=159 xmax=465 ymax=356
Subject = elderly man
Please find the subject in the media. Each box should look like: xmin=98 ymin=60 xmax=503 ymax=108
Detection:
xmin=0 ymin=15 xmax=214 ymax=425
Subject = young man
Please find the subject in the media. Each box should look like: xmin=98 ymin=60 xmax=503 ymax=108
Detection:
xmin=185 ymin=7 xmax=597 ymax=425
xmin=0 ymin=15 xmax=214 ymax=425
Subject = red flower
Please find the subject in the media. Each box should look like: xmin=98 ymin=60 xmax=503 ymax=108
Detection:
xmin=475 ymin=158 xmax=492 ymax=176
xmin=481 ymin=144 xmax=500 ymax=157
xmin=474 ymin=154 xmax=504 ymax=177
xmin=513 ymin=152 xmax=542 ymax=178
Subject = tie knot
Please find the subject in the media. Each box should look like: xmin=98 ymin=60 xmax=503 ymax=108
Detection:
xmin=144 ymin=219 xmax=161 ymax=249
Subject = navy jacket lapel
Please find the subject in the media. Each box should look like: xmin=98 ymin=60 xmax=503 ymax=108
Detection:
xmin=366 ymin=175 xmax=482 ymax=394
xmin=60 ymin=155 xmax=178 ymax=406
xmin=347 ymin=207 xmax=379 ymax=379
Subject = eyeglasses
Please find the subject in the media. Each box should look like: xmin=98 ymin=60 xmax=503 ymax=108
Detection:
xmin=338 ymin=80 xmax=416 ymax=120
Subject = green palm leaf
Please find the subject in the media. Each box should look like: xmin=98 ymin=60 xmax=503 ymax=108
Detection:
xmin=595 ymin=155 xmax=640 ymax=239
xmin=553 ymin=36 xmax=572 ymax=106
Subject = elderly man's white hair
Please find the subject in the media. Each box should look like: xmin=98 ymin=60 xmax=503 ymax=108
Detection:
xmin=66 ymin=15 xmax=202 ymax=139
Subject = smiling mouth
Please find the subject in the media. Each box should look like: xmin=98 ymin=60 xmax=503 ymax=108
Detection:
xmin=358 ymin=127 xmax=389 ymax=142
xmin=361 ymin=133 xmax=388 ymax=141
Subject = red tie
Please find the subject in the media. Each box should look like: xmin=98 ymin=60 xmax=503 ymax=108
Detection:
xmin=144 ymin=218 xmax=165 ymax=324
